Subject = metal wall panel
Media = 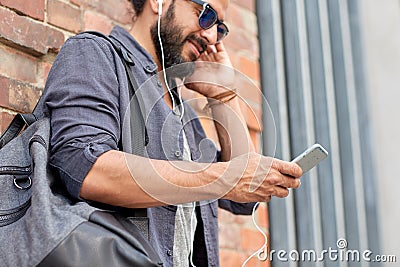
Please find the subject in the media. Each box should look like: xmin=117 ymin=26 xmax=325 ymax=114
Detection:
xmin=346 ymin=0 xmax=380 ymax=258
xmin=257 ymin=0 xmax=380 ymax=266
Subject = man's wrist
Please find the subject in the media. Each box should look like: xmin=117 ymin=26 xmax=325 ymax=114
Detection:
xmin=206 ymin=87 xmax=236 ymax=100
xmin=203 ymin=89 xmax=237 ymax=112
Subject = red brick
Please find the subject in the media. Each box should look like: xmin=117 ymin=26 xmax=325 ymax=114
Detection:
xmin=238 ymin=99 xmax=262 ymax=132
xmin=9 ymin=84 xmax=41 ymax=113
xmin=83 ymin=10 xmax=114 ymax=34
xmin=228 ymin=3 xmax=257 ymax=33
xmin=242 ymin=253 xmax=268 ymax=267
xmin=0 ymin=0 xmax=45 ymax=21
xmin=226 ymin=4 xmax=245 ymax=30
xmin=95 ymin=0 xmax=133 ymax=25
xmin=231 ymin=0 xmax=255 ymax=13
xmin=239 ymin=55 xmax=260 ymax=82
xmin=257 ymin=203 xmax=269 ymax=228
xmin=0 ymin=75 xmax=41 ymax=113
xmin=0 ymin=46 xmax=38 ymax=83
xmin=241 ymin=228 xmax=267 ymax=251
xmin=69 ymin=0 xmax=85 ymax=7
xmin=224 ymin=29 xmax=247 ymax=51
xmin=236 ymin=72 xmax=262 ymax=105
xmin=180 ymin=88 xmax=207 ymax=113
xmin=71 ymin=0 xmax=132 ymax=25
xmin=0 ymin=7 xmax=65 ymax=55
xmin=224 ymin=29 xmax=259 ymax=59
xmin=198 ymin=117 xmax=219 ymax=148
xmin=180 ymin=89 xmax=220 ymax=146
xmin=249 ymin=129 xmax=260 ymax=152
xmin=219 ymin=208 xmax=235 ymax=223
xmin=220 ymin=249 xmax=244 ymax=267
xmin=248 ymin=104 xmax=262 ymax=132
xmin=219 ymin=209 xmax=251 ymax=227
xmin=47 ymin=0 xmax=82 ymax=33
xmin=235 ymin=213 xmax=251 ymax=225
xmin=219 ymin=222 xmax=241 ymax=249
xmin=0 ymin=111 xmax=15 ymax=135
xmin=39 ymin=60 xmax=54 ymax=85
xmin=228 ymin=50 xmax=240 ymax=70
xmin=70 ymin=0 xmax=100 ymax=9
xmin=259 ymin=258 xmax=271 ymax=267
xmin=0 ymin=81 xmax=8 ymax=108
xmin=228 ymin=36 xmax=260 ymax=61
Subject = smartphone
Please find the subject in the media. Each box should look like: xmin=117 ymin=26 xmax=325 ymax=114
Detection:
xmin=291 ymin=144 xmax=328 ymax=173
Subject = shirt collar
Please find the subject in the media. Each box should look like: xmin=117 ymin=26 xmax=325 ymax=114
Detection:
xmin=110 ymin=26 xmax=158 ymax=73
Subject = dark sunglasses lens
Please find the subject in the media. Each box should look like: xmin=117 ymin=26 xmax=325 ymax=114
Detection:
xmin=199 ymin=7 xmax=217 ymax=29
xmin=217 ymin=24 xmax=228 ymax=41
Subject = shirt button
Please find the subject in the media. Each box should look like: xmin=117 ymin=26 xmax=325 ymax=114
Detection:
xmin=157 ymin=81 xmax=162 ymax=87
xmin=145 ymin=65 xmax=155 ymax=72
xmin=166 ymin=249 xmax=172 ymax=257
xmin=174 ymin=150 xmax=181 ymax=157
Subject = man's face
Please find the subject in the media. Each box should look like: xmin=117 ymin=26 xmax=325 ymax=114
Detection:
xmin=150 ymin=0 xmax=228 ymax=77
xmin=150 ymin=2 xmax=203 ymax=77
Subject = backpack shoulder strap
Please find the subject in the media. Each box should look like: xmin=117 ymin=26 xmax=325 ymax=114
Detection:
xmin=81 ymin=30 xmax=148 ymax=152
xmin=82 ymin=31 xmax=148 ymax=218
xmin=81 ymin=31 xmax=139 ymax=99
xmin=0 ymin=113 xmax=37 ymax=149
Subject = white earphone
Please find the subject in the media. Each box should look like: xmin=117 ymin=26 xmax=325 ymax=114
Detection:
xmin=157 ymin=0 xmax=163 ymax=15
xmin=156 ymin=0 xmax=185 ymax=119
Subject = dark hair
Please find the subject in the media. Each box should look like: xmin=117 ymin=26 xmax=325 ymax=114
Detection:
xmin=130 ymin=0 xmax=146 ymax=17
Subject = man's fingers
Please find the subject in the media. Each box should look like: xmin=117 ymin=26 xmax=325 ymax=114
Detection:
xmin=272 ymin=158 xmax=303 ymax=178
xmin=273 ymin=186 xmax=289 ymax=198
xmin=206 ymin=45 xmax=217 ymax=54
xmin=267 ymin=173 xmax=301 ymax=188
xmin=287 ymin=177 xmax=301 ymax=189
xmin=214 ymin=41 xmax=225 ymax=52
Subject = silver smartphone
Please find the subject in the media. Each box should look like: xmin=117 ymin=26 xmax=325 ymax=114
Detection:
xmin=291 ymin=144 xmax=328 ymax=173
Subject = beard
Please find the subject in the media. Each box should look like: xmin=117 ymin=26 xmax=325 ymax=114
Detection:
xmin=150 ymin=2 xmax=207 ymax=79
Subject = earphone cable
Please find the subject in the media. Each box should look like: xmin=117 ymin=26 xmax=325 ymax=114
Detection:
xmin=189 ymin=201 xmax=197 ymax=267
xmin=177 ymin=77 xmax=186 ymax=120
xmin=157 ymin=8 xmax=177 ymax=113
xmin=241 ymin=202 xmax=269 ymax=267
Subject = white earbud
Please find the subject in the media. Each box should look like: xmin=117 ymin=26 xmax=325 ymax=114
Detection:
xmin=157 ymin=0 xmax=163 ymax=15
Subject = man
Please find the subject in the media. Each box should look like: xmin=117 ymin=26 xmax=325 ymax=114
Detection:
xmin=38 ymin=0 xmax=302 ymax=266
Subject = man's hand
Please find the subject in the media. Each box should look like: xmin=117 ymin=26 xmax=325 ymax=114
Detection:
xmin=222 ymin=152 xmax=302 ymax=203
xmin=185 ymin=42 xmax=235 ymax=98
xmin=198 ymin=42 xmax=232 ymax=67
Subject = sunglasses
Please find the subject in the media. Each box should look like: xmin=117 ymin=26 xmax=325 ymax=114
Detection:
xmin=189 ymin=0 xmax=229 ymax=42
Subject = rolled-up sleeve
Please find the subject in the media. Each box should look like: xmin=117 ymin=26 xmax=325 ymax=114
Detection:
xmin=42 ymin=36 xmax=121 ymax=199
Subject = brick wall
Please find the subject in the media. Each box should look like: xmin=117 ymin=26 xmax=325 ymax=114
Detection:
xmin=0 ymin=0 xmax=268 ymax=266
xmin=0 ymin=0 xmax=132 ymax=130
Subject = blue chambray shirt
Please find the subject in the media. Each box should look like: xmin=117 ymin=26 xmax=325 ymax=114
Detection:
xmin=36 ymin=26 xmax=254 ymax=267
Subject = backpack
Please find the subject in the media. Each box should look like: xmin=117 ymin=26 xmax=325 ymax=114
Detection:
xmin=0 ymin=32 xmax=162 ymax=267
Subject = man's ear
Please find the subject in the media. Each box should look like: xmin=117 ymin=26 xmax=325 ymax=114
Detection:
xmin=149 ymin=0 xmax=163 ymax=15
xmin=157 ymin=0 xmax=163 ymax=15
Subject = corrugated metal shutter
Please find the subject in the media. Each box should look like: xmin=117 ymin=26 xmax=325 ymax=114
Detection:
xmin=257 ymin=0 xmax=380 ymax=266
